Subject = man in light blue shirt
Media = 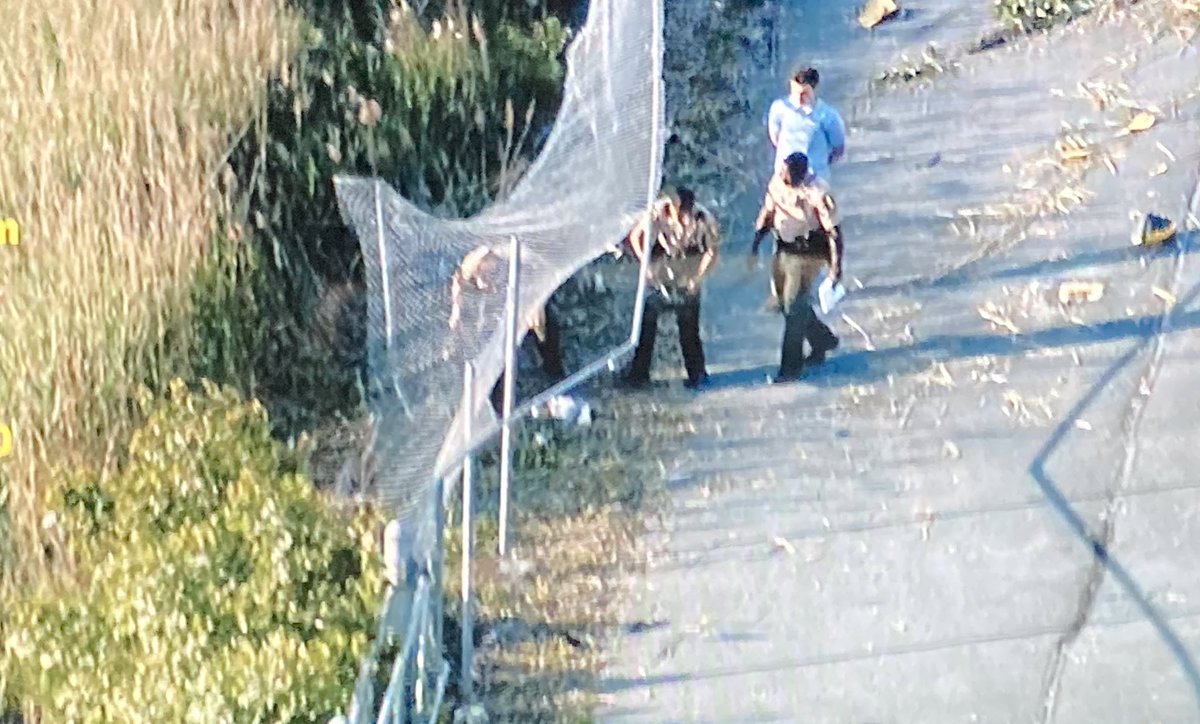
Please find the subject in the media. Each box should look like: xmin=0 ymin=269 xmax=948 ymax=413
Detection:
xmin=766 ymin=66 xmax=846 ymax=184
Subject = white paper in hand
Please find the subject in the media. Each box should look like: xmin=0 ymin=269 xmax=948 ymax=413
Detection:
xmin=818 ymin=276 xmax=846 ymax=314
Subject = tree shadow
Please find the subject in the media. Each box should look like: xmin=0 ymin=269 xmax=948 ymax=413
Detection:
xmin=437 ymin=611 xmax=678 ymax=721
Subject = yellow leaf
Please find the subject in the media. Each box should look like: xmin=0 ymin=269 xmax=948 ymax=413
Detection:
xmin=771 ymin=536 xmax=796 ymax=555
xmin=859 ymin=0 xmax=899 ymax=28
xmin=1152 ymin=286 xmax=1177 ymax=306
xmin=1057 ymin=280 xmax=1105 ymax=304
xmin=1058 ymin=145 xmax=1091 ymax=162
xmin=1126 ymin=111 xmax=1157 ymax=133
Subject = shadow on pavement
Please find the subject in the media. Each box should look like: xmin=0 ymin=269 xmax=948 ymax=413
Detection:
xmin=857 ymin=236 xmax=1196 ymax=302
xmin=702 ymin=235 xmax=1200 ymax=394
xmin=706 ymin=293 xmax=1200 ymax=394
xmin=698 ymin=260 xmax=1200 ymax=709
xmin=1026 ymin=266 xmax=1200 ymax=705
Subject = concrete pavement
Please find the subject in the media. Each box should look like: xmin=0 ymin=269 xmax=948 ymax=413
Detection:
xmin=602 ymin=1 xmax=1200 ymax=722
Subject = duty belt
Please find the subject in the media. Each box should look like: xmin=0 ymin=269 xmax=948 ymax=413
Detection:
xmin=773 ymin=230 xmax=827 ymax=255
xmin=649 ymin=244 xmax=707 ymax=261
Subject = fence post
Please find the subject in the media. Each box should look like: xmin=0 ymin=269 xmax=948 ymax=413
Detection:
xmin=459 ymin=362 xmax=476 ymax=704
xmin=431 ymin=476 xmax=447 ymax=704
xmin=414 ymin=575 xmax=427 ymax=715
xmin=498 ymin=235 xmax=521 ymax=557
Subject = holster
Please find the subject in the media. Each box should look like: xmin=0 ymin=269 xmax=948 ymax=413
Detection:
xmin=773 ymin=229 xmax=829 ymax=257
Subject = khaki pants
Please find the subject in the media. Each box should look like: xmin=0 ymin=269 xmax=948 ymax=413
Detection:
xmin=772 ymin=249 xmax=838 ymax=378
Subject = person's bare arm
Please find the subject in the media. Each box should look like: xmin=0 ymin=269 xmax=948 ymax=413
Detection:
xmin=815 ymin=192 xmax=843 ymax=282
xmin=627 ymin=215 xmax=650 ymax=262
xmin=697 ymin=249 xmax=716 ymax=281
xmin=695 ymin=215 xmax=721 ymax=279
xmin=751 ymin=192 xmax=776 ymax=255
xmin=828 ymin=231 xmax=844 ymax=283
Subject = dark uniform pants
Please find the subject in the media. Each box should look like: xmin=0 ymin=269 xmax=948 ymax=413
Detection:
xmin=772 ymin=248 xmax=838 ymax=378
xmin=627 ymin=289 xmax=706 ymax=384
xmin=531 ymin=304 xmax=566 ymax=378
xmin=490 ymin=304 xmax=566 ymax=415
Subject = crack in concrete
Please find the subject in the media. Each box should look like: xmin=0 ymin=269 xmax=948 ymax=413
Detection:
xmin=1039 ymin=500 xmax=1116 ymax=724
xmin=1037 ymin=305 xmax=1165 ymax=721
xmin=1038 ymin=161 xmax=1199 ymax=724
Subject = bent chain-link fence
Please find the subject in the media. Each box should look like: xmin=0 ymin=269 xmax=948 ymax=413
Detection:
xmin=333 ymin=0 xmax=665 ymax=719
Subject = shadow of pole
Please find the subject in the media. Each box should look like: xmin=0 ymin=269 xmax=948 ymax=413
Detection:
xmin=1028 ymin=258 xmax=1200 ymax=709
xmin=699 ymin=237 xmax=1200 ymax=705
xmin=854 ymin=235 xmax=1196 ymax=303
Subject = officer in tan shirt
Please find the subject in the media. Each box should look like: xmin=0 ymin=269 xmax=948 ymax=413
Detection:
xmin=749 ymin=151 xmax=842 ymax=382
xmin=622 ymin=185 xmax=720 ymax=389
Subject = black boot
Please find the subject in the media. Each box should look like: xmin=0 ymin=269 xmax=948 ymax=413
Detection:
xmin=807 ymin=335 xmax=839 ymax=365
xmin=621 ymin=303 xmax=659 ymax=388
xmin=677 ymin=296 xmax=708 ymax=390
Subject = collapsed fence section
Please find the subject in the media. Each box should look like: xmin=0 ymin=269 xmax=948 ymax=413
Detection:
xmin=333 ymin=0 xmax=665 ymax=572
xmin=333 ymin=0 xmax=665 ymax=719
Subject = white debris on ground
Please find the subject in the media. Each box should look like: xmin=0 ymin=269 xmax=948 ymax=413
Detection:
xmin=530 ymin=394 xmax=593 ymax=427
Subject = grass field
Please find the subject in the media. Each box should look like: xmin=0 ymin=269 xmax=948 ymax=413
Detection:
xmin=0 ymin=0 xmax=299 ymax=590
xmin=0 ymin=0 xmax=772 ymax=719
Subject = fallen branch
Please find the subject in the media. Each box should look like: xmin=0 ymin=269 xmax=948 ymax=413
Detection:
xmin=841 ymin=313 xmax=876 ymax=351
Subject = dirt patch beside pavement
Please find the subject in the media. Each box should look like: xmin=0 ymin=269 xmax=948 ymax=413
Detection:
xmin=302 ymin=1 xmax=781 ymax=720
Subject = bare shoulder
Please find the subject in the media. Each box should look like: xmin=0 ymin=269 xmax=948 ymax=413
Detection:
xmin=808 ymin=177 xmax=838 ymax=210
xmin=766 ymin=173 xmax=788 ymax=196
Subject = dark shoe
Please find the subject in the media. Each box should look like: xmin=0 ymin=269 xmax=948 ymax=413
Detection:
xmin=683 ymin=373 xmax=710 ymax=390
xmin=807 ymin=336 xmax=840 ymax=365
xmin=773 ymin=369 xmax=802 ymax=384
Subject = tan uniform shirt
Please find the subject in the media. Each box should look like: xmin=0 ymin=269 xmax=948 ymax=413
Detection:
xmin=755 ymin=172 xmax=840 ymax=242
xmin=631 ymin=199 xmax=721 ymax=294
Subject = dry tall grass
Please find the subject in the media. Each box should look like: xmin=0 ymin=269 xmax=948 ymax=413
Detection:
xmin=0 ymin=0 xmax=299 ymax=588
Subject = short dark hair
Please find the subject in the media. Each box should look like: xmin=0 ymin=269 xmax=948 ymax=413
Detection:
xmin=792 ymin=66 xmax=820 ymax=88
xmin=660 ymin=184 xmax=696 ymax=214
xmin=783 ymin=152 xmax=809 ymax=185
xmin=675 ymin=186 xmax=696 ymax=214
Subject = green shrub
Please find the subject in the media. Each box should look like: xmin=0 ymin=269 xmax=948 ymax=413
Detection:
xmin=993 ymin=0 xmax=1096 ymax=32
xmin=1 ymin=380 xmax=385 ymax=723
xmin=205 ymin=1 xmax=569 ymax=437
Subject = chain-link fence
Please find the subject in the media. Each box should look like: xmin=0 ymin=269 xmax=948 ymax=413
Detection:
xmin=333 ymin=0 xmax=665 ymax=718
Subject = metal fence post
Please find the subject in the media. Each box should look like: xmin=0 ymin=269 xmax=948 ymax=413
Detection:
xmin=498 ymin=235 xmax=521 ymax=557
xmin=459 ymin=362 xmax=476 ymax=704
xmin=337 ymin=0 xmax=667 ymax=718
xmin=432 ymin=476 xmax=447 ymax=692
xmin=414 ymin=574 xmax=427 ymax=714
